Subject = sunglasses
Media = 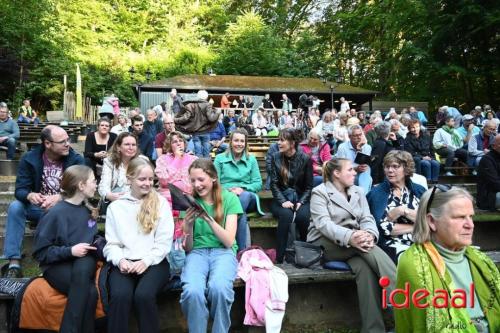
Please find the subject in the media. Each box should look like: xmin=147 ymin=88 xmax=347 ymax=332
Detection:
xmin=426 ymin=184 xmax=452 ymax=214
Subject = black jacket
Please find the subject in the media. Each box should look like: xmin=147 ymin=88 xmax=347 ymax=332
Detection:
xmin=404 ymin=131 xmax=435 ymax=159
xmin=269 ymin=150 xmax=313 ymax=205
xmin=371 ymin=138 xmax=398 ymax=184
xmin=477 ymin=149 xmax=500 ymax=210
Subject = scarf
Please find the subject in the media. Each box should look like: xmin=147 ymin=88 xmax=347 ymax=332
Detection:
xmin=442 ymin=125 xmax=462 ymax=148
xmin=410 ymin=242 xmax=500 ymax=332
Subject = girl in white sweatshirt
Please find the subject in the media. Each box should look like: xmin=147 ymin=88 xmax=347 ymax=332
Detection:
xmin=103 ymin=156 xmax=174 ymax=333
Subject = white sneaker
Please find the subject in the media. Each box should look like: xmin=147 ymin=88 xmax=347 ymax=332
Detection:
xmin=445 ymin=171 xmax=455 ymax=176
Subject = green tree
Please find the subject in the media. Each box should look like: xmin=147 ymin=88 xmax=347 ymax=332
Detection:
xmin=214 ymin=11 xmax=287 ymax=75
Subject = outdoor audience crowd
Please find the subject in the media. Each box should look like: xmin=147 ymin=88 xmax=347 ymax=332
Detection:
xmin=0 ymin=91 xmax=499 ymax=333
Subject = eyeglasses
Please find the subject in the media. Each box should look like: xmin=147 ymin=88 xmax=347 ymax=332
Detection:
xmin=384 ymin=163 xmax=402 ymax=170
xmin=50 ymin=138 xmax=71 ymax=145
xmin=426 ymin=184 xmax=452 ymax=213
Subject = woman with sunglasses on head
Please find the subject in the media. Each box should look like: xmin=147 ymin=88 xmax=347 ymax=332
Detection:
xmin=83 ymin=117 xmax=117 ymax=177
xmin=395 ymin=186 xmax=500 ymax=333
xmin=180 ymin=158 xmax=243 ymax=333
xmin=33 ymin=165 xmax=99 ymax=333
xmin=270 ymin=128 xmax=313 ymax=263
xmin=214 ymin=128 xmax=263 ymax=251
xmin=103 ymin=157 xmax=174 ymax=333
xmin=308 ymin=158 xmax=396 ymax=333
xmin=367 ymin=150 xmax=426 ymax=263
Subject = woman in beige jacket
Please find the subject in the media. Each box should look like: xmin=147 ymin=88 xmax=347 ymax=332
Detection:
xmin=307 ymin=157 xmax=396 ymax=333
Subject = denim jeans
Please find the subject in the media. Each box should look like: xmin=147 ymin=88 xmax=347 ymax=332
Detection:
xmin=192 ymin=133 xmax=211 ymax=158
xmin=17 ymin=115 xmax=40 ymax=125
xmin=414 ymin=157 xmax=440 ymax=181
xmin=236 ymin=191 xmax=256 ymax=251
xmin=2 ymin=200 xmax=43 ymax=259
xmin=180 ymin=248 xmax=237 ymax=333
xmin=313 ymin=175 xmax=323 ymax=187
xmin=0 ymin=138 xmax=16 ymax=159
xmin=355 ymin=167 xmax=372 ymax=195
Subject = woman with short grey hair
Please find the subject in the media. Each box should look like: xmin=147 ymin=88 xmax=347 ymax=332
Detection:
xmin=395 ymin=186 xmax=500 ymax=332
xmin=371 ymin=121 xmax=402 ymax=184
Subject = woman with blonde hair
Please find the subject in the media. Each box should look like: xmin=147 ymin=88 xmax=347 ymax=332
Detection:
xmin=395 ymin=186 xmax=500 ymax=332
xmin=33 ymin=165 xmax=99 ymax=333
xmin=308 ymin=158 xmax=396 ymax=333
xmin=103 ymin=157 xmax=174 ymax=333
xmin=181 ymin=158 xmax=243 ymax=333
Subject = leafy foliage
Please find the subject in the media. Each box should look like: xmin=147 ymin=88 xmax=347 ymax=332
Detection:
xmin=0 ymin=0 xmax=498 ymax=114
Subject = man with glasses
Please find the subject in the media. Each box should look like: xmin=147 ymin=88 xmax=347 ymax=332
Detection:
xmin=468 ymin=119 xmax=497 ymax=169
xmin=336 ymin=125 xmax=373 ymax=194
xmin=1 ymin=125 xmax=84 ymax=277
xmin=0 ymin=102 xmax=20 ymax=160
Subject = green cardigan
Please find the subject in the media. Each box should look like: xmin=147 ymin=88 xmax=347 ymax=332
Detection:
xmin=214 ymin=151 xmax=264 ymax=214
xmin=395 ymin=242 xmax=500 ymax=333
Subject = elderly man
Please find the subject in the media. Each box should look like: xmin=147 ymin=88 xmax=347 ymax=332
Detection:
xmin=336 ymin=125 xmax=373 ymax=194
xmin=468 ymin=119 xmax=497 ymax=168
xmin=477 ymin=134 xmax=500 ymax=210
xmin=174 ymin=90 xmax=220 ymax=157
xmin=155 ymin=113 xmax=176 ymax=157
xmin=0 ymin=103 xmax=20 ymax=160
xmin=456 ymin=114 xmax=480 ymax=148
xmin=144 ymin=109 xmax=163 ymax=139
xmin=1 ymin=126 xmax=84 ymax=277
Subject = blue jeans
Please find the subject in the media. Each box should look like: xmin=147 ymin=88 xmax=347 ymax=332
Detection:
xmin=2 ymin=200 xmax=43 ymax=259
xmin=180 ymin=248 xmax=237 ymax=333
xmin=355 ymin=167 xmax=372 ymax=195
xmin=313 ymin=175 xmax=323 ymax=187
xmin=192 ymin=133 xmax=211 ymax=158
xmin=414 ymin=157 xmax=440 ymax=181
xmin=17 ymin=115 xmax=40 ymax=125
xmin=236 ymin=191 xmax=256 ymax=251
xmin=0 ymin=138 xmax=16 ymax=159
xmin=211 ymin=143 xmax=229 ymax=155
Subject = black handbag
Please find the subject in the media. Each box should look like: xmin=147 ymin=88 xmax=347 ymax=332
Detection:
xmin=287 ymin=241 xmax=324 ymax=268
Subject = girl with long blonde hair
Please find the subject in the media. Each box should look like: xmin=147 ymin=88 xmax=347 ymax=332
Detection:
xmin=103 ymin=157 xmax=174 ymax=333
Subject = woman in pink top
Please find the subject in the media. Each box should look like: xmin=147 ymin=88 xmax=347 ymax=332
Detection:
xmin=299 ymin=129 xmax=331 ymax=187
xmin=155 ymin=131 xmax=198 ymax=208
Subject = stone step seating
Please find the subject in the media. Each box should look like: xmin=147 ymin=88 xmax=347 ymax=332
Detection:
xmin=1 ymin=253 xmax=498 ymax=332
xmin=1 ymin=175 xmax=499 ymax=332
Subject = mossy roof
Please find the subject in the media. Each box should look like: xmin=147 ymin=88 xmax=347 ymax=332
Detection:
xmin=141 ymin=74 xmax=378 ymax=95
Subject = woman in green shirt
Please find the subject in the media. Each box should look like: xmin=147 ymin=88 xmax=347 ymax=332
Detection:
xmin=180 ymin=158 xmax=243 ymax=333
xmin=395 ymin=186 xmax=500 ymax=332
xmin=214 ymin=128 xmax=263 ymax=251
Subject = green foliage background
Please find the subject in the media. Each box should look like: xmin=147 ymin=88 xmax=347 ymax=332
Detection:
xmin=0 ymin=0 xmax=498 ymax=113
